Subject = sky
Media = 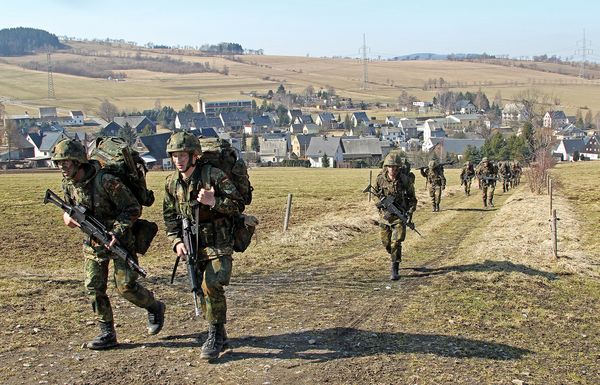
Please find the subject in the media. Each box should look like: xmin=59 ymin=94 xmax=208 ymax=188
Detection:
xmin=2 ymin=0 xmax=599 ymax=61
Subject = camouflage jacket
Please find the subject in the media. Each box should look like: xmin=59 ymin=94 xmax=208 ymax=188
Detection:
xmin=374 ymin=170 xmax=417 ymax=224
xmin=62 ymin=160 xmax=141 ymax=260
xmin=421 ymin=166 xmax=446 ymax=188
xmin=460 ymin=165 xmax=475 ymax=181
xmin=476 ymin=162 xmax=498 ymax=186
xmin=163 ymin=163 xmax=244 ymax=258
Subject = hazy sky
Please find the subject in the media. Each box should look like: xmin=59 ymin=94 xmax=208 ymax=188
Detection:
xmin=2 ymin=0 xmax=599 ymax=61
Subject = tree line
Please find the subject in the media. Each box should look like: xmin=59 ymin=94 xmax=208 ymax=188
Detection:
xmin=0 ymin=27 xmax=66 ymax=56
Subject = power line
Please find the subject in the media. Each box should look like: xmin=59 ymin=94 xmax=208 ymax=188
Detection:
xmin=47 ymin=51 xmax=55 ymax=99
xmin=575 ymin=29 xmax=593 ymax=78
xmin=358 ymin=33 xmax=370 ymax=90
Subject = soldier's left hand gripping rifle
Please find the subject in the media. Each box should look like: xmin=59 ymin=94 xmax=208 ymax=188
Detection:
xmin=170 ymin=205 xmax=201 ymax=317
xmin=43 ymin=189 xmax=148 ymax=277
xmin=363 ymin=184 xmax=422 ymax=237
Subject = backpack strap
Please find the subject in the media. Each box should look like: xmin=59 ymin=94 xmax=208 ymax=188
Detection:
xmin=200 ymin=164 xmax=212 ymax=190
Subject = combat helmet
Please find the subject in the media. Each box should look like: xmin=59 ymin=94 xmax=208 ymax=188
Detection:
xmin=166 ymin=131 xmax=201 ymax=156
xmin=51 ymin=138 xmax=88 ymax=164
xmin=481 ymin=157 xmax=489 ymax=163
xmin=428 ymin=159 xmax=438 ymax=168
xmin=383 ymin=152 xmax=404 ymax=167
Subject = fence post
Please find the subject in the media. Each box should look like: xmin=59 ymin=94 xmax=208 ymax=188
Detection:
xmin=549 ymin=178 xmax=553 ymax=217
xmin=283 ymin=193 xmax=293 ymax=231
xmin=368 ymin=170 xmax=373 ymax=202
xmin=551 ymin=208 xmax=558 ymax=259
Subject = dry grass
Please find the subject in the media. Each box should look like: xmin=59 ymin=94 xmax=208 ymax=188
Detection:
xmin=2 ymin=41 xmax=600 ymax=116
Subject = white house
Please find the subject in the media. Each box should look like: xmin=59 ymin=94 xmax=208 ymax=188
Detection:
xmin=305 ymin=136 xmax=343 ymax=167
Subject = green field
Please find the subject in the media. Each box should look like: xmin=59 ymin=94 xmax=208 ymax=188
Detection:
xmin=0 ymin=164 xmax=599 ymax=384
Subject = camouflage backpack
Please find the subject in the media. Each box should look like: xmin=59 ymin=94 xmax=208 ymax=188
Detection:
xmin=90 ymin=136 xmax=157 ymax=255
xmin=90 ymin=136 xmax=155 ymax=207
xmin=199 ymin=137 xmax=253 ymax=206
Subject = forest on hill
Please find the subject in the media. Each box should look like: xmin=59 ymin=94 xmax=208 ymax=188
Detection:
xmin=0 ymin=27 xmax=66 ymax=56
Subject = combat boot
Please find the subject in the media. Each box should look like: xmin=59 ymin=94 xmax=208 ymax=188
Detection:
xmin=483 ymin=198 xmax=487 ymax=208
xmin=390 ymin=262 xmax=400 ymax=281
xmin=432 ymin=203 xmax=436 ymax=212
xmin=201 ymin=323 xmax=225 ymax=359
xmin=436 ymin=203 xmax=440 ymax=212
xmin=147 ymin=300 xmax=165 ymax=335
xmin=87 ymin=322 xmax=117 ymax=350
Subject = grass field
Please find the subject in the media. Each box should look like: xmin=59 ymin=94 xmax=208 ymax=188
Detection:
xmin=1 ymin=41 xmax=600 ymax=118
xmin=0 ymin=163 xmax=599 ymax=384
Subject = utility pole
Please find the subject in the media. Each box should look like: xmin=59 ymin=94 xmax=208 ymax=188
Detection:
xmin=47 ymin=51 xmax=55 ymax=99
xmin=575 ymin=29 xmax=593 ymax=79
xmin=359 ymin=33 xmax=370 ymax=90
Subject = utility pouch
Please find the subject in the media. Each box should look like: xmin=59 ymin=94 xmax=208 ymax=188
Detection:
xmin=132 ymin=219 xmax=159 ymax=255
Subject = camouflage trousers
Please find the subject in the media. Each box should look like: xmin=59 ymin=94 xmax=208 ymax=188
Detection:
xmin=196 ymin=255 xmax=232 ymax=324
xmin=463 ymin=179 xmax=472 ymax=195
xmin=380 ymin=223 xmax=406 ymax=263
xmin=481 ymin=184 xmax=495 ymax=204
xmin=84 ymin=249 xmax=157 ymax=324
xmin=428 ymin=185 xmax=443 ymax=205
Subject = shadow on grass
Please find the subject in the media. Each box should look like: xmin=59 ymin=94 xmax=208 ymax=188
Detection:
xmin=446 ymin=207 xmax=496 ymax=212
xmin=215 ymin=327 xmax=531 ymax=363
xmin=404 ymin=260 xmax=557 ymax=280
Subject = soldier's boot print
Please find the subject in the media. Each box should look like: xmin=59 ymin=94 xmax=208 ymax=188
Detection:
xmin=201 ymin=323 xmax=225 ymax=359
xmin=87 ymin=321 xmax=118 ymax=350
xmin=147 ymin=300 xmax=165 ymax=335
xmin=390 ymin=262 xmax=400 ymax=281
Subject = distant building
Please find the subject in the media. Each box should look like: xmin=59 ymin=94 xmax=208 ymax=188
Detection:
xmin=198 ymin=99 xmax=253 ymax=117
xmin=543 ymin=111 xmax=568 ymax=129
xmin=305 ymin=136 xmax=343 ymax=167
xmin=114 ymin=116 xmax=156 ymax=134
xmin=553 ymin=138 xmax=586 ymax=161
xmin=502 ymin=103 xmax=529 ymax=125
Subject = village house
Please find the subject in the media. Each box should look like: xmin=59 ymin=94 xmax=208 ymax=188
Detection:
xmin=341 ymin=137 xmax=390 ymax=165
xmin=453 ymin=100 xmax=477 ymax=114
xmin=423 ymin=137 xmax=485 ymax=159
xmin=581 ymin=134 xmax=600 ymax=160
xmin=543 ymin=111 xmax=568 ymax=129
xmin=114 ymin=116 xmax=156 ymax=134
xmin=553 ymin=138 xmax=586 ymax=161
xmin=351 ymin=111 xmax=370 ymax=127
xmin=133 ymin=132 xmax=171 ymax=169
xmin=259 ymin=136 xmax=288 ymax=164
xmin=502 ymin=103 xmax=529 ymax=125
xmin=291 ymin=134 xmax=315 ymax=158
xmin=305 ymin=136 xmax=343 ymax=168
xmin=315 ymin=112 xmax=337 ymax=129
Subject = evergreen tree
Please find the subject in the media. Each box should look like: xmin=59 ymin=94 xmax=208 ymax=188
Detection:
xmin=140 ymin=124 xmax=153 ymax=137
xmin=251 ymin=134 xmax=260 ymax=152
xmin=180 ymin=104 xmax=194 ymax=113
xmin=118 ymin=123 xmax=137 ymax=145
xmin=322 ymin=153 xmax=330 ymax=168
xmin=241 ymin=132 xmax=247 ymax=151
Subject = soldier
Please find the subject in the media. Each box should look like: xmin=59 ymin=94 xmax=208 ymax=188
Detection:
xmin=498 ymin=160 xmax=512 ymax=192
xmin=460 ymin=160 xmax=475 ymax=196
xmin=420 ymin=159 xmax=446 ymax=212
xmin=511 ymin=160 xmax=522 ymax=187
xmin=51 ymin=138 xmax=165 ymax=350
xmin=163 ymin=132 xmax=244 ymax=360
xmin=374 ymin=152 xmax=418 ymax=281
xmin=476 ymin=157 xmax=498 ymax=208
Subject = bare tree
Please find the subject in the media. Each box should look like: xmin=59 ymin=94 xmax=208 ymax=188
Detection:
xmin=304 ymin=85 xmax=314 ymax=97
xmin=99 ymin=99 xmax=119 ymax=121
xmin=513 ymin=89 xmax=553 ymax=127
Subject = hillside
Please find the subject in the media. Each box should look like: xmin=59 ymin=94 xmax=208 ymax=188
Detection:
xmin=0 ymin=27 xmax=66 ymax=56
xmin=0 ymin=40 xmax=599 ymax=118
xmin=0 ymin=163 xmax=598 ymax=384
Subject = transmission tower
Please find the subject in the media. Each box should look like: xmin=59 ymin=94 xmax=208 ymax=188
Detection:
xmin=575 ymin=29 xmax=593 ymax=79
xmin=359 ymin=33 xmax=370 ymax=90
xmin=47 ymin=52 xmax=55 ymax=99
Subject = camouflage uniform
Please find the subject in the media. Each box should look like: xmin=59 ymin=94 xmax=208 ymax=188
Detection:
xmin=476 ymin=157 xmax=498 ymax=207
xmin=375 ymin=153 xmax=417 ymax=280
xmin=163 ymin=132 xmax=244 ymax=359
xmin=460 ymin=161 xmax=475 ymax=196
xmin=420 ymin=160 xmax=446 ymax=212
xmin=498 ymin=161 xmax=512 ymax=192
xmin=511 ymin=161 xmax=522 ymax=187
xmin=53 ymin=139 xmax=163 ymax=350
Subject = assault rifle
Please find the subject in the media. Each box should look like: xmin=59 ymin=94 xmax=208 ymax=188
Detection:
xmin=170 ymin=213 xmax=201 ymax=317
xmin=460 ymin=173 xmax=474 ymax=186
xmin=43 ymin=189 xmax=148 ymax=277
xmin=363 ymin=184 xmax=422 ymax=237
